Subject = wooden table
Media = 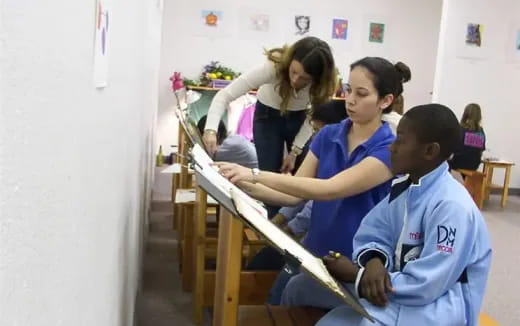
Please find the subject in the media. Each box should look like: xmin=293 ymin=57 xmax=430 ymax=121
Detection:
xmin=482 ymin=160 xmax=515 ymax=208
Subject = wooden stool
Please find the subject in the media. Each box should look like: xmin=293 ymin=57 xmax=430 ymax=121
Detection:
xmin=479 ymin=313 xmax=499 ymax=326
xmin=482 ymin=160 xmax=515 ymax=208
xmin=457 ymin=169 xmax=486 ymax=209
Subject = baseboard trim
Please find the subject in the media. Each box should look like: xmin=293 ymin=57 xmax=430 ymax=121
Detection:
xmin=491 ymin=188 xmax=520 ymax=196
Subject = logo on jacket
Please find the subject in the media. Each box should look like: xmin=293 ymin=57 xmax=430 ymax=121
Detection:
xmin=437 ymin=225 xmax=456 ymax=253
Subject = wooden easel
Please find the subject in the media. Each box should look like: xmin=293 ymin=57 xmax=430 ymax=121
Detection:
xmin=192 ymin=187 xmax=276 ymax=324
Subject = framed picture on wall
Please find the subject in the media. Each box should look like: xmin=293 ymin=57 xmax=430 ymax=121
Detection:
xmin=191 ymin=6 xmax=234 ymax=38
xmin=505 ymin=24 xmax=520 ymax=64
xmin=455 ymin=17 xmax=491 ymax=61
xmin=369 ymin=22 xmax=385 ymax=43
xmin=362 ymin=15 xmax=392 ymax=52
xmin=295 ymin=15 xmax=311 ymax=36
xmin=465 ymin=23 xmax=483 ymax=47
xmin=238 ymin=7 xmax=278 ymax=41
xmin=332 ymin=19 xmax=348 ymax=40
xmin=93 ymin=0 xmax=111 ymax=88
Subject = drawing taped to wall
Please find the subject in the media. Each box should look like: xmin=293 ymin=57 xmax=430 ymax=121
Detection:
xmin=332 ymin=19 xmax=348 ymax=40
xmin=202 ymin=10 xmax=222 ymax=27
xmin=295 ymin=15 xmax=310 ymax=36
xmin=93 ymin=0 xmax=110 ymax=88
xmin=249 ymin=13 xmax=269 ymax=32
xmin=466 ymin=23 xmax=483 ymax=47
xmin=369 ymin=22 xmax=385 ymax=43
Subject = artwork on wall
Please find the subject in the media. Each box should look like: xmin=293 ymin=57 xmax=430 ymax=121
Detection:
xmin=201 ymin=10 xmax=222 ymax=27
xmin=249 ymin=13 xmax=270 ymax=32
xmin=295 ymin=15 xmax=310 ymax=36
xmin=505 ymin=25 xmax=520 ymax=64
xmin=465 ymin=23 xmax=483 ymax=47
xmin=516 ymin=30 xmax=520 ymax=51
xmin=455 ymin=18 xmax=490 ymax=61
xmin=369 ymin=22 xmax=385 ymax=43
xmin=238 ymin=8 xmax=275 ymax=40
xmin=192 ymin=7 xmax=232 ymax=38
xmin=332 ymin=19 xmax=348 ymax=40
xmin=93 ymin=0 xmax=110 ymax=88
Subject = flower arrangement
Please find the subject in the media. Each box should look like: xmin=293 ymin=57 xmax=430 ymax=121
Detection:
xmin=183 ymin=61 xmax=240 ymax=87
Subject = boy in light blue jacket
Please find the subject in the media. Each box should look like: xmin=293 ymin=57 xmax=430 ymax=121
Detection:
xmin=281 ymin=104 xmax=492 ymax=326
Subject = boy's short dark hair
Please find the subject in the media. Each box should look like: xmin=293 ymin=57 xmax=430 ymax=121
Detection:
xmin=197 ymin=115 xmax=227 ymax=145
xmin=404 ymin=104 xmax=461 ymax=160
xmin=311 ymin=99 xmax=347 ymax=124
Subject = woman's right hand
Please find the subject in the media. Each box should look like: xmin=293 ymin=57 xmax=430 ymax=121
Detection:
xmin=203 ymin=130 xmax=218 ymax=156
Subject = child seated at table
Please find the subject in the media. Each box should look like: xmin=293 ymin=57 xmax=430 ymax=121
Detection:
xmin=281 ymin=104 xmax=492 ymax=326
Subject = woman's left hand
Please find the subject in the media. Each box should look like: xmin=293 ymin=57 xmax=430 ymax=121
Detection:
xmin=280 ymin=154 xmax=296 ymax=174
xmin=216 ymin=162 xmax=253 ymax=184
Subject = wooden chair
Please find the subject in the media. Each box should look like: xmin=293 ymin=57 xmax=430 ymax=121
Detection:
xmin=457 ymin=169 xmax=486 ymax=209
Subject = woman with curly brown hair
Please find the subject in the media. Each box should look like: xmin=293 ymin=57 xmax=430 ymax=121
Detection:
xmin=203 ymin=36 xmax=337 ymax=216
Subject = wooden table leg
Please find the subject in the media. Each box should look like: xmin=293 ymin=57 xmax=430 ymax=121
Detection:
xmin=193 ymin=188 xmax=208 ymax=324
xmin=213 ymin=208 xmax=244 ymax=326
xmin=484 ymin=165 xmax=493 ymax=200
xmin=182 ymin=204 xmax=195 ymax=292
xmin=502 ymin=166 xmax=512 ymax=208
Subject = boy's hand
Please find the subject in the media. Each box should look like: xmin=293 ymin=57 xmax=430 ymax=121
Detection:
xmin=323 ymin=252 xmax=358 ymax=283
xmin=271 ymin=213 xmax=287 ymax=226
xmin=360 ymin=258 xmax=394 ymax=307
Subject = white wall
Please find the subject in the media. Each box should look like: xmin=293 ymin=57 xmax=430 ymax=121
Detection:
xmin=0 ymin=0 xmax=163 ymax=325
xmin=157 ymin=0 xmax=443 ymax=153
xmin=433 ymin=0 xmax=520 ymax=188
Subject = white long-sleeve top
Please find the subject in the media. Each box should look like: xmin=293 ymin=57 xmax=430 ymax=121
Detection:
xmin=204 ymin=59 xmax=313 ymax=149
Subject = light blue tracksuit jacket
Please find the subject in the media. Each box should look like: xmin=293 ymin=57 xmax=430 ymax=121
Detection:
xmin=352 ymin=162 xmax=492 ymax=326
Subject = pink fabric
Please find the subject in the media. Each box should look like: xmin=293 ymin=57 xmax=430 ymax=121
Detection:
xmin=235 ymin=103 xmax=256 ymax=142
xmin=464 ymin=131 xmax=485 ymax=149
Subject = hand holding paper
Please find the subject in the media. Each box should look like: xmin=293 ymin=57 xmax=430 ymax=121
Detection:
xmin=215 ymin=162 xmax=255 ymax=184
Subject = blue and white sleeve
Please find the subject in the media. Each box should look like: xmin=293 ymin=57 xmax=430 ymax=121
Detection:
xmin=287 ymin=201 xmax=313 ymax=234
xmin=353 ymin=196 xmax=394 ymax=270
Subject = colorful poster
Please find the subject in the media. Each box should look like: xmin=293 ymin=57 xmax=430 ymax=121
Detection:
xmin=332 ymin=19 xmax=348 ymax=40
xmin=295 ymin=15 xmax=310 ymax=36
xmin=369 ymin=22 xmax=385 ymax=43
xmin=466 ymin=23 xmax=483 ymax=47
xmin=93 ymin=0 xmax=110 ymax=88
xmin=201 ymin=10 xmax=222 ymax=27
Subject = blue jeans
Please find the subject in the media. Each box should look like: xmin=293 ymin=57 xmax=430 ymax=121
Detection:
xmin=281 ymin=274 xmax=388 ymax=326
xmin=267 ymin=267 xmax=297 ymax=305
xmin=281 ymin=273 xmax=346 ymax=309
xmin=253 ymin=101 xmax=306 ymax=217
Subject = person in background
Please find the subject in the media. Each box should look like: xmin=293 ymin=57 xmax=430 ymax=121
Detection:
xmin=273 ymin=99 xmax=349 ymax=236
xmin=247 ymin=97 xmax=350 ymax=273
xmin=202 ymin=36 xmax=337 ymax=216
xmin=381 ymin=61 xmax=411 ymax=134
xmin=197 ymin=115 xmax=258 ymax=169
xmin=281 ymin=104 xmax=491 ymax=326
xmin=449 ymin=103 xmax=486 ymax=172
